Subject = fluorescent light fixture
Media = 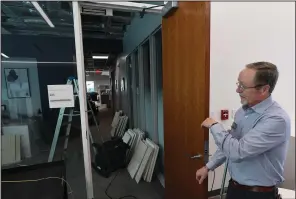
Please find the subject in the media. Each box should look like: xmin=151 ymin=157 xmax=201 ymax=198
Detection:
xmin=31 ymin=1 xmax=55 ymax=28
xmin=92 ymin=55 xmax=109 ymax=59
xmin=1 ymin=53 xmax=9 ymax=58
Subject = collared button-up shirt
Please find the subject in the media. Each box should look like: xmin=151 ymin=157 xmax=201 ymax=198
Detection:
xmin=206 ymin=96 xmax=291 ymax=186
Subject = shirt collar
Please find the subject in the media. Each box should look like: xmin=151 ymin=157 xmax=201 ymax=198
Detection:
xmin=243 ymin=96 xmax=274 ymax=113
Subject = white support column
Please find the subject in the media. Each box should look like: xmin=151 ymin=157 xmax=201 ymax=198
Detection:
xmin=72 ymin=2 xmax=94 ymax=199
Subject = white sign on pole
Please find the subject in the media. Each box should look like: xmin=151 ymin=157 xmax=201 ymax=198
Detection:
xmin=47 ymin=85 xmax=75 ymax=108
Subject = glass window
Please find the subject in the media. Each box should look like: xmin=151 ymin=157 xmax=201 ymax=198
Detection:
xmin=1 ymin=6 xmax=89 ymax=195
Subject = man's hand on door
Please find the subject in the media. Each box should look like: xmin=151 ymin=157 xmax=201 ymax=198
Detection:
xmin=201 ymin=118 xmax=218 ymax=128
xmin=196 ymin=166 xmax=209 ymax=184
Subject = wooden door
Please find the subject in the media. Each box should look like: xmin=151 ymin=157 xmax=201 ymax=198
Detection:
xmin=162 ymin=2 xmax=210 ymax=199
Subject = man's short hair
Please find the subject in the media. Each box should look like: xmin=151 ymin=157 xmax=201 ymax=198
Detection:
xmin=246 ymin=61 xmax=279 ymax=93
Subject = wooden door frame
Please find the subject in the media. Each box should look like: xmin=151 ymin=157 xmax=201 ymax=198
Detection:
xmin=162 ymin=2 xmax=210 ymax=199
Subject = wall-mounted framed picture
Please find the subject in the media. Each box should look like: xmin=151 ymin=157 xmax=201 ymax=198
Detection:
xmin=4 ymin=68 xmax=31 ymax=98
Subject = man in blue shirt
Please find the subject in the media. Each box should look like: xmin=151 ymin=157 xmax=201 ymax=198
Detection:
xmin=196 ymin=62 xmax=290 ymax=199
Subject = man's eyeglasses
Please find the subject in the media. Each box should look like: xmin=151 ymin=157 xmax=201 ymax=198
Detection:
xmin=236 ymin=82 xmax=266 ymax=91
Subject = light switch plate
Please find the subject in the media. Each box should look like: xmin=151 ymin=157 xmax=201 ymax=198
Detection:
xmin=210 ymin=111 xmax=215 ymax=118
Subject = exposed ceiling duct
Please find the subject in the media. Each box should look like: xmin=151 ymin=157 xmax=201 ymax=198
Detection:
xmin=1 ymin=1 xmax=162 ymax=72
xmin=1 ymin=1 xmax=134 ymax=39
xmin=80 ymin=3 xmax=113 ymax=17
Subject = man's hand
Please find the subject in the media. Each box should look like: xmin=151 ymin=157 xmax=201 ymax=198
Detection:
xmin=196 ymin=166 xmax=209 ymax=184
xmin=201 ymin=118 xmax=217 ymax=128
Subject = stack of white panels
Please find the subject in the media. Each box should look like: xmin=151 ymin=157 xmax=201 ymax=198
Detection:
xmin=114 ymin=116 xmax=128 ymax=137
xmin=133 ymin=128 xmax=145 ymax=149
xmin=122 ymin=129 xmax=145 ymax=162
xmin=127 ymin=140 xmax=147 ymax=179
xmin=2 ymin=134 xmax=21 ymax=166
xmin=110 ymin=111 xmax=122 ymax=137
xmin=143 ymin=138 xmax=159 ymax=182
xmin=110 ymin=110 xmax=129 ymax=138
xmin=125 ymin=131 xmax=159 ymax=183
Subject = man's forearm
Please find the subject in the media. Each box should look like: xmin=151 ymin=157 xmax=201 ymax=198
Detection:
xmin=209 ymin=116 xmax=287 ymax=162
xmin=206 ymin=148 xmax=226 ymax=171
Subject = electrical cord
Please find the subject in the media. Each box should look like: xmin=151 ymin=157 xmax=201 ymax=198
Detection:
xmin=2 ymin=177 xmax=74 ymax=199
xmin=105 ymin=171 xmax=138 ymax=199
xmin=210 ymin=170 xmax=215 ymax=192
xmin=206 ymin=153 xmax=215 ymax=192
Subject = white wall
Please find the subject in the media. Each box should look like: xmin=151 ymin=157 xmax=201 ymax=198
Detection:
xmin=209 ymin=2 xmax=295 ymax=191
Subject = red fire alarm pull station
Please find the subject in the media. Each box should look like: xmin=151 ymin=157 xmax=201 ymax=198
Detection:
xmin=221 ymin=110 xmax=229 ymax=120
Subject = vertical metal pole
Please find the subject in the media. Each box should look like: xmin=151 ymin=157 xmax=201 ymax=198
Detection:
xmin=131 ymin=53 xmax=137 ymax=128
xmin=220 ymin=159 xmax=229 ymax=199
xmin=72 ymin=2 xmax=94 ymax=199
xmin=126 ymin=57 xmax=133 ymax=128
xmin=138 ymin=46 xmax=146 ymax=131
xmin=149 ymin=35 xmax=159 ymax=144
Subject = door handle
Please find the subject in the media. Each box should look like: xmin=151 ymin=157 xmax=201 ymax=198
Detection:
xmin=190 ymin=154 xmax=202 ymax=159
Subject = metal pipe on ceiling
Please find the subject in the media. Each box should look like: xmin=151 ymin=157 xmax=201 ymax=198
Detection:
xmin=2 ymin=1 xmax=134 ymax=39
xmin=1 ymin=3 xmax=28 ymax=28
xmin=80 ymin=2 xmax=163 ymax=14
xmin=86 ymin=70 xmax=104 ymax=72
xmin=31 ymin=1 xmax=55 ymax=28
xmin=8 ymin=31 xmax=122 ymax=39
xmin=1 ymin=60 xmax=76 ymax=64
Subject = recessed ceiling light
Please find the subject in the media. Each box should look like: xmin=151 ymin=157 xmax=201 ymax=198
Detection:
xmin=92 ymin=55 xmax=109 ymax=59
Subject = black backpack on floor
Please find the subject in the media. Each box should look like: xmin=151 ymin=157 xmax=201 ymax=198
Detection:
xmin=92 ymin=138 xmax=129 ymax=178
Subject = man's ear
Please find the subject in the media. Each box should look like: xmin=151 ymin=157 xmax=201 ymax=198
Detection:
xmin=262 ymin=85 xmax=270 ymax=94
